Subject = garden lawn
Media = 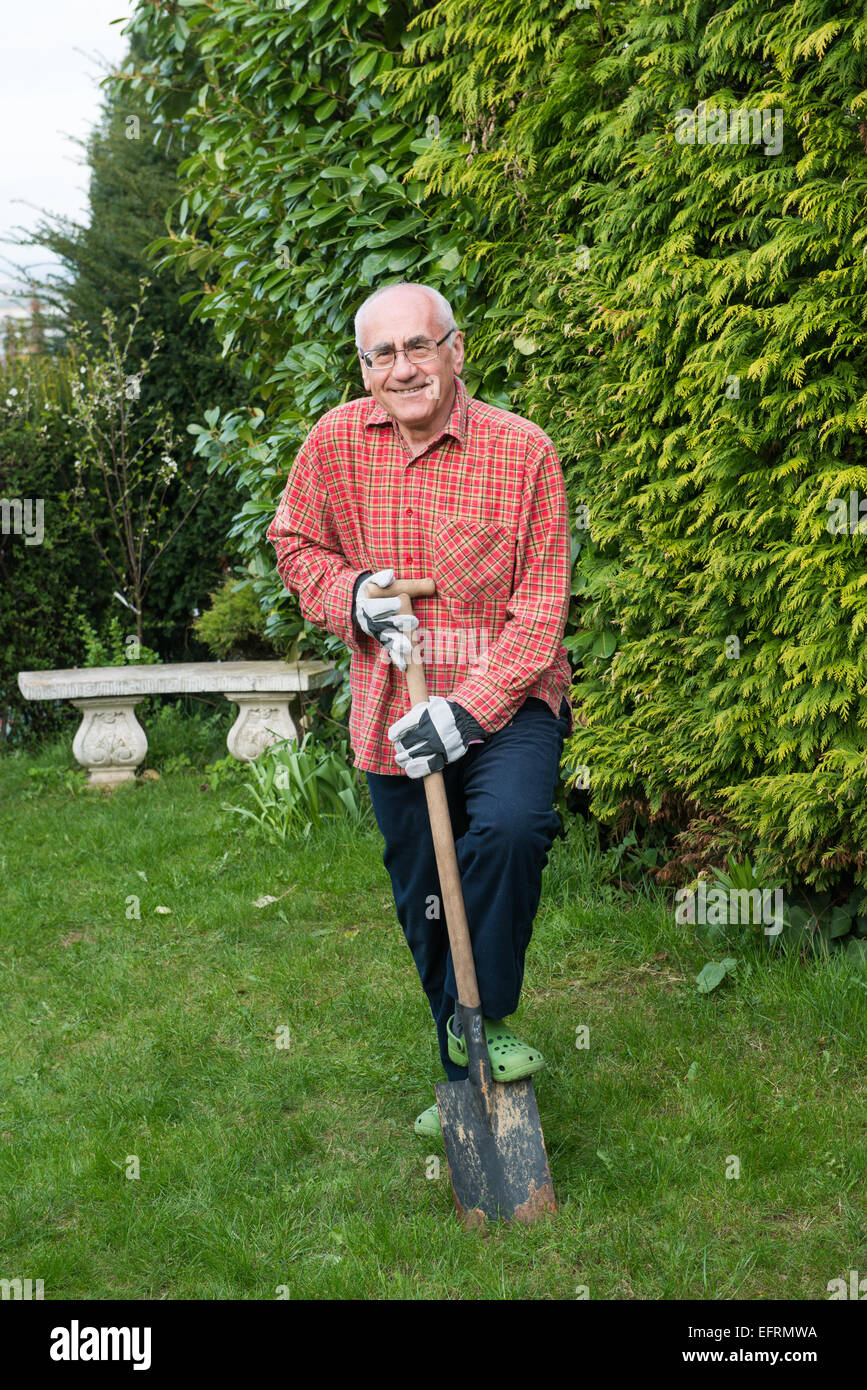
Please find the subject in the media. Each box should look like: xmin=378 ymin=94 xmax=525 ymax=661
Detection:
xmin=1 ymin=741 xmax=865 ymax=1300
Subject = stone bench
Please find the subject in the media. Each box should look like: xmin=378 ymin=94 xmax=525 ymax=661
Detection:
xmin=17 ymin=659 xmax=336 ymax=787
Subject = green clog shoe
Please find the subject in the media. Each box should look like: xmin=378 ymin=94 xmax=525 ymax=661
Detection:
xmin=447 ymin=1015 xmax=545 ymax=1082
xmin=414 ymin=1102 xmax=441 ymax=1137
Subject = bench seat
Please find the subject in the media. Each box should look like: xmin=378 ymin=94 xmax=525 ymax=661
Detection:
xmin=17 ymin=660 xmax=336 ymax=786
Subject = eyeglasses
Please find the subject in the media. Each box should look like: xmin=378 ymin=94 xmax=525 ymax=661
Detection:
xmin=359 ymin=330 xmax=456 ymax=371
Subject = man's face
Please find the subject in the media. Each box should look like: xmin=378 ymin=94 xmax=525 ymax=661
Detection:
xmin=358 ymin=287 xmax=464 ymax=432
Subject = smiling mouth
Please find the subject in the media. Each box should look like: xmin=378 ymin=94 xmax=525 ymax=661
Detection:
xmin=389 ymin=384 xmax=427 ymax=395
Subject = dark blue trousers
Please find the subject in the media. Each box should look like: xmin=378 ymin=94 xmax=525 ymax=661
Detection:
xmin=366 ymin=696 xmax=570 ymax=1080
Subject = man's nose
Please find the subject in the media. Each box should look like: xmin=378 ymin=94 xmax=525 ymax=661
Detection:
xmin=390 ymin=350 xmax=422 ymax=380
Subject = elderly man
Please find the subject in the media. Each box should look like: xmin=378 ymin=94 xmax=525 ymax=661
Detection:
xmin=266 ymin=281 xmax=572 ymax=1136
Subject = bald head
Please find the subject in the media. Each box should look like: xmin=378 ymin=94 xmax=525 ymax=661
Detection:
xmin=354 ymin=282 xmax=457 ymax=350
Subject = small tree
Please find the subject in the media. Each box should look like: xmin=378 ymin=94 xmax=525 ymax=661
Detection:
xmin=64 ymin=288 xmax=212 ymax=646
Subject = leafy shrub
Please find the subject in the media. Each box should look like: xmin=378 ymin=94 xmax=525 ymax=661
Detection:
xmin=76 ymin=614 xmax=161 ymax=667
xmin=0 ymin=336 xmax=233 ymax=746
xmin=192 ymin=574 xmax=276 ymax=660
xmin=24 ymin=67 xmax=250 ymax=663
xmin=201 ymin=754 xmax=249 ymax=793
xmin=0 ymin=360 xmax=109 ymax=746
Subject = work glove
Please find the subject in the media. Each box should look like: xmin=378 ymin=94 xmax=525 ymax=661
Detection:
xmin=387 ymin=696 xmax=487 ymax=778
xmin=353 ymin=567 xmax=418 ymax=672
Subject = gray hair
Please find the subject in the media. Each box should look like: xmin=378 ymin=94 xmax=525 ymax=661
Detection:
xmin=354 ymin=281 xmax=458 ymax=350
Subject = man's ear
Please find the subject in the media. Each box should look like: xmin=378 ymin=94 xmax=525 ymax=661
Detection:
xmin=451 ymin=331 xmax=466 ymax=376
xmin=358 ymin=351 xmax=372 ymax=392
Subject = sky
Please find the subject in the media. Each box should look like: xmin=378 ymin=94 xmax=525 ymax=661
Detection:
xmin=0 ymin=0 xmax=132 ymax=295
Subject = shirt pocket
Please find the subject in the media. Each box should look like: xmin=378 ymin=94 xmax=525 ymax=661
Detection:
xmin=433 ymin=516 xmax=514 ymax=605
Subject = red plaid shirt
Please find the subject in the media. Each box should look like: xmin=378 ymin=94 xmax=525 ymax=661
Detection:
xmin=266 ymin=375 xmax=574 ymax=774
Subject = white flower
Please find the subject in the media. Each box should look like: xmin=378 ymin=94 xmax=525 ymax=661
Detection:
xmin=8 ymin=387 xmax=18 ymax=396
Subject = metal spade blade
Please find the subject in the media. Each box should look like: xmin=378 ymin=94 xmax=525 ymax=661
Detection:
xmin=435 ymin=1005 xmax=557 ymax=1228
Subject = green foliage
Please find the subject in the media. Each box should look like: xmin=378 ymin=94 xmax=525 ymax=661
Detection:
xmin=23 ymin=71 xmax=246 ymax=422
xmin=0 ymin=362 xmax=109 ymax=745
xmin=21 ymin=764 xmax=89 ymax=798
xmin=598 ymin=826 xmax=670 ymax=887
xmin=111 ymin=0 xmax=867 ymax=885
xmin=62 ymin=297 xmax=223 ymax=644
xmin=710 ymin=854 xmax=783 ymax=936
xmin=223 ymin=734 xmax=369 ymax=844
xmin=780 ymin=884 xmax=867 ymax=958
xmin=393 ymin=0 xmax=867 ymax=885
xmin=691 ymin=852 xmax=781 ymax=984
xmin=186 ymin=407 xmax=351 ymax=693
xmin=200 ymin=753 xmax=248 ymax=793
xmin=686 ymin=856 xmax=867 ymax=985
xmin=696 ymin=956 xmax=739 ymax=994
xmin=142 ymin=701 xmax=234 ymax=772
xmin=75 ymin=614 xmax=161 ymax=668
xmin=192 ymin=574 xmax=274 ymax=660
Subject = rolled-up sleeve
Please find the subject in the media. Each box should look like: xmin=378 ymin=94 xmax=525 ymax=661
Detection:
xmin=266 ymin=439 xmax=367 ymax=652
xmin=447 ymin=441 xmax=571 ymax=731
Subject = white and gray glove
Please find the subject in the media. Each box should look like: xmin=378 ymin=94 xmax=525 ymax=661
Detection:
xmin=387 ymin=696 xmax=487 ymax=778
xmin=353 ymin=567 xmax=418 ymax=672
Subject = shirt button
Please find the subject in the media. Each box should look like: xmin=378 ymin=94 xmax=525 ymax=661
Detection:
xmin=406 ymin=507 xmax=413 ymax=516
xmin=406 ymin=556 xmax=413 ymax=564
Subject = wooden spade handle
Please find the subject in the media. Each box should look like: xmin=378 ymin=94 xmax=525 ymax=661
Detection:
xmin=372 ymin=577 xmax=436 ymax=599
xmin=366 ymin=577 xmax=481 ymax=1010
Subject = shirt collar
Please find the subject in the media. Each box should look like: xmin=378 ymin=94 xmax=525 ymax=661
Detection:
xmin=364 ymin=375 xmax=468 ymax=452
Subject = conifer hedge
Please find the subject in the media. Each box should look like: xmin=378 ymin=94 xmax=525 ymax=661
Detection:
xmin=394 ymin=0 xmax=867 ymax=884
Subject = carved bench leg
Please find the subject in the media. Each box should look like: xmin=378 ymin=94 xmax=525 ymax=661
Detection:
xmin=224 ymin=693 xmax=300 ymax=762
xmin=71 ymin=697 xmax=148 ymax=787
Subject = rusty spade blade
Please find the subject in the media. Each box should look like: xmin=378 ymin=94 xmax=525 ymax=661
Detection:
xmin=435 ymin=1004 xmax=557 ymax=1228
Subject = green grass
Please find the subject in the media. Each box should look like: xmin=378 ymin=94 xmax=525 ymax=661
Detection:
xmin=1 ymin=732 xmax=865 ymax=1300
